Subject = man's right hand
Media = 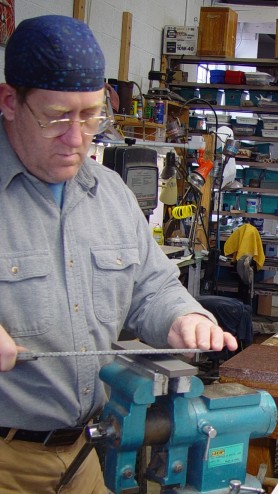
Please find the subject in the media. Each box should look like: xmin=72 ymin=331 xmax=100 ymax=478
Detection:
xmin=0 ymin=325 xmax=26 ymax=371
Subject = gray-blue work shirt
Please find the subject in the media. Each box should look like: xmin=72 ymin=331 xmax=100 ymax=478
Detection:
xmin=0 ymin=119 xmax=215 ymax=430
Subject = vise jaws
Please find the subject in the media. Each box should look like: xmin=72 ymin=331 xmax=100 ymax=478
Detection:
xmin=96 ymin=341 xmax=277 ymax=494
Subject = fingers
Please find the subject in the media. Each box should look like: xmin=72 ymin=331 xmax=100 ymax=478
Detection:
xmin=0 ymin=325 xmax=18 ymax=371
xmin=167 ymin=314 xmax=238 ymax=352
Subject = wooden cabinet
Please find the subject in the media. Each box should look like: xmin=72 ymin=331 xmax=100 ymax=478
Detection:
xmin=197 ymin=7 xmax=238 ymax=58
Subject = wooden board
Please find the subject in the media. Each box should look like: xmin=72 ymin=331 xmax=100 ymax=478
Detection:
xmin=73 ymin=0 xmax=85 ymax=21
xmin=118 ymin=12 xmax=132 ymax=81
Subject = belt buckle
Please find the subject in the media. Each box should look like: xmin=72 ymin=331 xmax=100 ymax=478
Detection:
xmin=43 ymin=427 xmax=84 ymax=446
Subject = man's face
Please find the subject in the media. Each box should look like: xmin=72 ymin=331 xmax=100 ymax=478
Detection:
xmin=6 ymin=88 xmax=105 ymax=183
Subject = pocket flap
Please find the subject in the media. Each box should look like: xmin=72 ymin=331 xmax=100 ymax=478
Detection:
xmin=91 ymin=247 xmax=140 ymax=270
xmin=0 ymin=252 xmax=51 ymax=281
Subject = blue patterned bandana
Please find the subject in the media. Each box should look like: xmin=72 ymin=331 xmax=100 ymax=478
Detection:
xmin=5 ymin=15 xmax=105 ymax=91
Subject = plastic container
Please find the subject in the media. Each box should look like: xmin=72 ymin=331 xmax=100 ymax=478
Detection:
xmin=263 ymin=122 xmax=278 ymax=130
xmin=236 ymin=116 xmax=258 ymax=126
xmin=206 ymin=114 xmax=231 ymax=124
xmin=246 ymin=198 xmax=259 ymax=213
xmin=189 ymin=116 xmax=206 ymax=131
xmin=210 ymin=70 xmax=226 ymax=84
xmin=233 ymin=124 xmax=256 ymax=136
xmin=153 ymin=225 xmax=164 ymax=245
xmin=262 ymin=129 xmax=278 ymax=138
xmin=225 ymin=70 xmax=246 ymax=85
xmin=261 ymin=115 xmax=278 ymax=129
xmin=188 ymin=116 xmax=198 ymax=130
xmin=270 ymin=92 xmax=278 ymax=102
xmin=177 ymin=87 xmax=197 ymax=101
xmin=199 ymin=87 xmax=222 ymax=104
xmin=245 ymin=72 xmax=274 ymax=85
xmin=225 ymin=89 xmax=243 ymax=106
xmin=261 ymin=195 xmax=277 ymax=214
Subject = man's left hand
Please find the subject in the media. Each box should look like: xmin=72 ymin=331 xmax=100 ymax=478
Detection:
xmin=167 ymin=314 xmax=238 ymax=352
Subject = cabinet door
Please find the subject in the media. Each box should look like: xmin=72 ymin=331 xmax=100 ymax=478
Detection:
xmin=197 ymin=7 xmax=238 ymax=58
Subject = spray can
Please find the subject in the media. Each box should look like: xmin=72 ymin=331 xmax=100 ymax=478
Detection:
xmin=154 ymin=99 xmax=165 ymax=124
xmin=131 ymin=98 xmax=138 ymax=116
xmin=152 ymin=224 xmax=164 ymax=245
xmin=137 ymin=99 xmax=143 ymax=119
xmin=144 ymin=99 xmax=155 ymax=121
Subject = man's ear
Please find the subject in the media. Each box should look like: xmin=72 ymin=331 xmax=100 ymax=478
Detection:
xmin=0 ymin=83 xmax=17 ymax=121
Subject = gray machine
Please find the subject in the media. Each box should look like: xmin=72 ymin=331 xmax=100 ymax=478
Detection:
xmin=102 ymin=143 xmax=158 ymax=218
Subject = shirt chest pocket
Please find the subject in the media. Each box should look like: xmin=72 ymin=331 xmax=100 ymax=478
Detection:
xmin=91 ymin=247 xmax=140 ymax=323
xmin=0 ymin=252 xmax=52 ymax=337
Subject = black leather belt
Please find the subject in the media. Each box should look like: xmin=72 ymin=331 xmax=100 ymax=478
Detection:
xmin=0 ymin=426 xmax=84 ymax=446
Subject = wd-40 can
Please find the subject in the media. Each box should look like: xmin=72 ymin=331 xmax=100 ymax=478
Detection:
xmin=154 ymin=99 xmax=164 ymax=124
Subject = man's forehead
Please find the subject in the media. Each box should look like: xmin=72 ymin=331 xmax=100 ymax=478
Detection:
xmin=30 ymin=88 xmax=105 ymax=108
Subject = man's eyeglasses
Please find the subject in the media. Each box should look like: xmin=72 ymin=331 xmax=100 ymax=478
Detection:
xmin=24 ymin=100 xmax=114 ymax=139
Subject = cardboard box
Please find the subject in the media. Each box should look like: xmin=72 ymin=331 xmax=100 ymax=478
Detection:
xmin=163 ymin=25 xmax=197 ymax=55
xmin=197 ymin=7 xmax=238 ymax=57
xmin=172 ymin=70 xmax=188 ymax=82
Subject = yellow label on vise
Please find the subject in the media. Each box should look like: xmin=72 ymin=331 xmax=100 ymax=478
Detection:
xmin=208 ymin=443 xmax=243 ymax=467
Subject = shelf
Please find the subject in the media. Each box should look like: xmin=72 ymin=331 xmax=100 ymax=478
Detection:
xmin=232 ymin=135 xmax=278 ymax=143
xmin=235 ymin=161 xmax=278 ymax=169
xmin=114 ymin=116 xmax=164 ymax=128
xmin=216 ymin=280 xmax=278 ymax=297
xmin=166 ymin=56 xmax=278 ymax=68
xmin=187 ymin=103 xmax=278 ymax=114
xmin=191 ymin=128 xmax=278 ymax=143
xmin=170 ymin=82 xmax=278 ymax=92
xmin=213 ymin=210 xmax=278 ymax=220
xmin=223 ymin=187 xmax=278 ymax=195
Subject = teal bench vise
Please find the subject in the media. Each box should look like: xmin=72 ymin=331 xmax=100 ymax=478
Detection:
xmin=97 ymin=342 xmax=277 ymax=494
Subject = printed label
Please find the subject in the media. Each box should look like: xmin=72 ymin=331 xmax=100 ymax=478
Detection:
xmin=208 ymin=443 xmax=243 ymax=468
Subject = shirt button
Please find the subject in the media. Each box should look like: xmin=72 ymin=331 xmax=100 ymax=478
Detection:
xmin=116 ymin=257 xmax=122 ymax=265
xmin=83 ymin=387 xmax=90 ymax=395
xmin=69 ymin=259 xmax=74 ymax=268
xmin=74 ymin=304 xmax=79 ymax=312
xmin=11 ymin=266 xmax=18 ymax=274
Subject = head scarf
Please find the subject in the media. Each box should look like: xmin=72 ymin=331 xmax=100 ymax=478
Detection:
xmin=5 ymin=15 xmax=105 ymax=91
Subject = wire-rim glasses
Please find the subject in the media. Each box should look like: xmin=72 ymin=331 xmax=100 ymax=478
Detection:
xmin=24 ymin=100 xmax=114 ymax=138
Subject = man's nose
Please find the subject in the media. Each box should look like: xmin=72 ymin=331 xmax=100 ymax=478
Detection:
xmin=62 ymin=121 xmax=84 ymax=144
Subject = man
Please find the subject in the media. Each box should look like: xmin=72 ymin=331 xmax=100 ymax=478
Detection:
xmin=0 ymin=14 xmax=237 ymax=494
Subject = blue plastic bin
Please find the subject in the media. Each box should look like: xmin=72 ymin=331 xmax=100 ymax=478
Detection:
xmin=210 ymin=70 xmax=226 ymax=84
